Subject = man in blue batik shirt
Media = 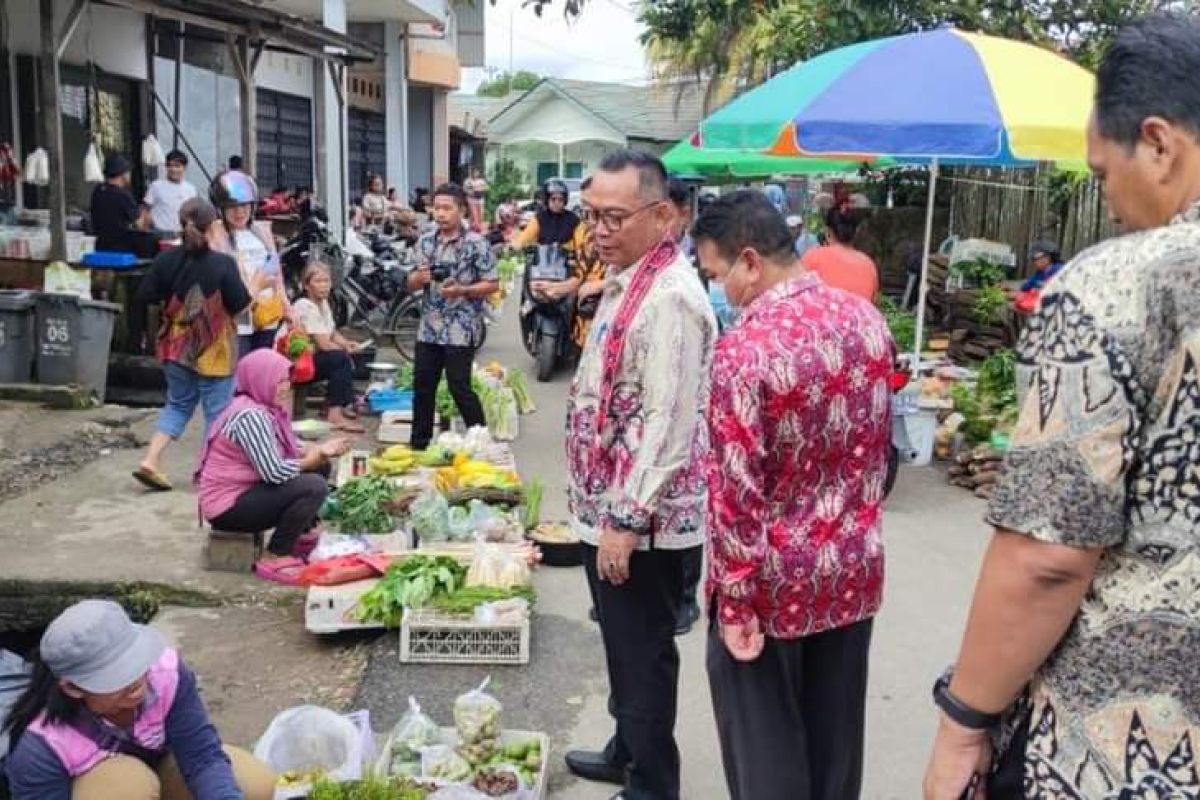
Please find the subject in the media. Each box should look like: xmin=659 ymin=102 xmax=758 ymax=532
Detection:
xmin=406 ymin=183 xmax=498 ymax=449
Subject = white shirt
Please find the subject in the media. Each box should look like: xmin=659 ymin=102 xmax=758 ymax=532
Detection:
xmin=233 ymin=229 xmax=271 ymax=335
xmin=144 ymin=178 xmax=198 ymax=233
xmin=293 ymin=297 xmax=335 ymax=336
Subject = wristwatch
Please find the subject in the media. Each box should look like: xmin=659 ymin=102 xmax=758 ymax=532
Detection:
xmin=932 ymin=671 xmax=1002 ymax=730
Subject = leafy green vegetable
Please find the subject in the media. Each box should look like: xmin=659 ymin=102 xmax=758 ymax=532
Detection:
xmin=521 ymin=478 xmax=543 ymax=531
xmin=395 ymin=364 xmax=415 ymax=391
xmin=334 ymin=475 xmax=397 ymax=534
xmin=876 ymin=296 xmax=924 ymax=353
xmin=952 ymin=257 xmax=1008 ymax=287
xmin=973 ymin=284 xmax=1008 ymax=324
xmin=357 ymin=556 xmax=467 ymax=626
xmin=952 ymin=350 xmax=1019 ymax=444
xmin=506 ymin=369 xmax=536 ymax=414
xmin=430 ymin=585 xmax=536 ymax=615
xmin=309 ymin=774 xmax=432 ymax=800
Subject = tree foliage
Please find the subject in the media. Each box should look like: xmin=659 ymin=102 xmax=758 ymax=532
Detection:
xmin=485 ymin=158 xmax=530 ymax=219
xmin=503 ymin=0 xmax=1190 ymax=112
xmin=477 ymin=70 xmax=543 ymax=97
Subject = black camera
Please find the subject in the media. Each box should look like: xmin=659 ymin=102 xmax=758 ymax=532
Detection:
xmin=429 ymin=264 xmax=451 ymax=282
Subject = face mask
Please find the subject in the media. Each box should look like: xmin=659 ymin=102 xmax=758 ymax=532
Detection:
xmin=708 ymin=281 xmax=739 ymax=329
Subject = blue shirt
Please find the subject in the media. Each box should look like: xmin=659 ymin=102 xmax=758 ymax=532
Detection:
xmin=415 ymin=226 xmax=497 ymax=347
xmin=1020 ymin=261 xmax=1065 ymax=292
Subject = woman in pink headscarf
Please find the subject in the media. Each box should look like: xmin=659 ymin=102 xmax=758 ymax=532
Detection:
xmin=195 ymin=349 xmax=351 ymax=583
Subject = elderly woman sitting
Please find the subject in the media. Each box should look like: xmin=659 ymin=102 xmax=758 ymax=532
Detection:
xmin=3 ymin=600 xmax=276 ymax=800
xmin=292 ymin=262 xmax=365 ymax=433
xmin=196 ymin=349 xmax=351 ymax=584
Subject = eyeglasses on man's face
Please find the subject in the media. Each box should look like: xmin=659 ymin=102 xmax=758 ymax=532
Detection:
xmin=581 ymin=200 xmax=663 ymax=233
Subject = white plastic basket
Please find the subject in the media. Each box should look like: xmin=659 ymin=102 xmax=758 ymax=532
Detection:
xmin=399 ymin=609 xmax=530 ymax=665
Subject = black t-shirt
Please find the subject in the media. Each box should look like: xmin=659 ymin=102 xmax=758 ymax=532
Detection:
xmin=90 ymin=182 xmax=140 ymax=252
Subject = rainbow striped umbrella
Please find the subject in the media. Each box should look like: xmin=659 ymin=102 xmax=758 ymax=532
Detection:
xmin=662 ymin=138 xmax=890 ymax=181
xmin=699 ymin=28 xmax=1094 ymax=164
xmin=697 ymin=28 xmax=1094 ymax=366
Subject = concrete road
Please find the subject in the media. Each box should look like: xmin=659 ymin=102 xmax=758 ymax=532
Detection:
xmin=358 ymin=300 xmax=993 ymax=799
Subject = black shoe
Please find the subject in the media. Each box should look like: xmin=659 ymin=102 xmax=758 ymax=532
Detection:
xmin=565 ymin=750 xmax=626 ymax=786
xmin=674 ymin=602 xmax=701 ymax=636
xmin=588 ymin=607 xmax=599 ymax=623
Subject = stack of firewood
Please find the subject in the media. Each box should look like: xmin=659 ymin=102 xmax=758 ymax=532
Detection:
xmin=947 ymin=445 xmax=1005 ymax=499
xmin=943 ymin=289 xmax=1017 ymax=363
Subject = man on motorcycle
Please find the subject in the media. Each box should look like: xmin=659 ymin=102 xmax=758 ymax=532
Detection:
xmin=405 ymin=183 xmax=497 ymax=450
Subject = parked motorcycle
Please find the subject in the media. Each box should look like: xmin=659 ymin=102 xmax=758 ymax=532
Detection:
xmin=520 ymin=244 xmax=575 ymax=382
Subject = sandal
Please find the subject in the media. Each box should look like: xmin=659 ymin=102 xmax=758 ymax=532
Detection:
xmin=253 ymin=556 xmax=306 ymax=586
xmin=132 ymin=466 xmax=173 ymax=492
xmin=293 ymin=530 xmax=322 ymax=561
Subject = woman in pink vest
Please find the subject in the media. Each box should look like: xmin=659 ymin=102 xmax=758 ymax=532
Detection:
xmin=2 ymin=600 xmax=275 ymax=799
xmin=196 ymin=349 xmax=351 ymax=584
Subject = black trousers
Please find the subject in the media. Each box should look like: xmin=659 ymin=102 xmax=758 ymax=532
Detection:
xmin=707 ymin=616 xmax=873 ymax=800
xmin=584 ymin=543 xmax=692 ymax=800
xmin=410 ymin=341 xmax=486 ymax=449
xmin=208 ymin=472 xmax=328 ymax=556
xmin=313 ymin=349 xmax=355 ymax=407
xmin=680 ymin=546 xmax=703 ymax=612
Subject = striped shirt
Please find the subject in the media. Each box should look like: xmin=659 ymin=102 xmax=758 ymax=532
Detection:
xmin=223 ymin=408 xmax=300 ymax=484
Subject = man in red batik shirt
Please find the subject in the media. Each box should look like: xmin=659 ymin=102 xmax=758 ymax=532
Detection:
xmin=693 ymin=191 xmax=893 ymax=800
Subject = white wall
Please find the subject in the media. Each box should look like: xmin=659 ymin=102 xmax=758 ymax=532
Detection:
xmin=7 ymin=0 xmax=148 ymax=80
xmin=255 ymin=52 xmax=314 ymax=99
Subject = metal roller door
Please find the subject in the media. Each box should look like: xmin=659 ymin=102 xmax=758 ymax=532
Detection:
xmin=256 ymin=89 xmax=313 ymax=190
xmin=348 ymin=109 xmax=387 ymax=197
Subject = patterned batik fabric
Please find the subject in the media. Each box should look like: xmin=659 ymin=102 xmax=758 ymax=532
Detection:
xmin=564 ymin=249 xmax=717 ymax=550
xmin=987 ymin=201 xmax=1200 ymax=797
xmin=706 ymin=275 xmax=893 ymax=639
xmin=415 ymin=226 xmax=497 ymax=347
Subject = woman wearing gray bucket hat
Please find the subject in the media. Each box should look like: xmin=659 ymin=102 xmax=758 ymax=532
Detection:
xmin=2 ymin=601 xmax=275 ymax=800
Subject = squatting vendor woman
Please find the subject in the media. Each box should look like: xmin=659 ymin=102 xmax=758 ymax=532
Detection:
xmin=196 ymin=349 xmax=351 ymax=584
xmin=3 ymin=600 xmax=275 ymax=799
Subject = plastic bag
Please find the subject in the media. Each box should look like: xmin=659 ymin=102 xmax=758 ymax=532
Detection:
xmin=141 ymin=134 xmax=165 ymax=167
xmin=391 ymin=696 xmax=442 ymax=762
xmin=412 ymin=490 xmax=450 ymax=542
xmin=253 ymin=705 xmax=364 ymax=782
xmin=454 ymin=677 xmax=502 ymax=765
xmin=466 ymin=541 xmax=530 ymax=589
xmin=475 ymin=598 xmax=530 ymax=626
xmin=471 ymin=765 xmax=531 ymax=799
xmin=421 ymin=743 xmax=473 ymax=782
xmin=83 ymin=143 xmax=103 ymax=184
xmin=43 ymin=261 xmax=91 ymax=297
xmin=24 ymin=148 xmax=48 ymax=186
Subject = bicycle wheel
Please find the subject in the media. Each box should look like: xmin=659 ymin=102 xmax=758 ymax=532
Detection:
xmin=384 ymin=297 xmax=422 ymax=362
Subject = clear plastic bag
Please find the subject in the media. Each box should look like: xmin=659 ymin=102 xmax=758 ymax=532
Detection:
xmin=454 ymin=677 xmax=502 ymax=765
xmin=253 ymin=705 xmax=364 ymax=782
xmin=411 ymin=490 xmax=450 ymax=542
xmin=421 ymin=743 xmax=473 ymax=782
xmin=391 ymin=695 xmax=442 ymax=762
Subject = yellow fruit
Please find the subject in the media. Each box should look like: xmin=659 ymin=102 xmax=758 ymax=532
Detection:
xmin=453 ymin=452 xmax=469 ymax=469
xmin=383 ymin=445 xmax=412 ymax=460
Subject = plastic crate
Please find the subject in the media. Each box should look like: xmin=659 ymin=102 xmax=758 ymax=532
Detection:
xmin=400 ymin=609 xmax=530 ymax=665
xmin=374 ymin=728 xmax=550 ymax=800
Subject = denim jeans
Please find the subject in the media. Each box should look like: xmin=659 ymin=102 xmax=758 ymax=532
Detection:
xmin=156 ymin=362 xmax=235 ymax=439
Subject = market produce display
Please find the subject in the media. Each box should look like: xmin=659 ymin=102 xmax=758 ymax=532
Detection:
xmin=429 ymin=586 xmax=536 ymax=616
xmin=368 ymin=445 xmax=417 ymax=477
xmin=356 ymin=556 xmax=467 ymax=626
xmin=434 ymin=456 xmax=522 ymax=494
xmin=307 ymin=775 xmax=432 ymax=800
xmin=334 ymin=476 xmax=401 ymax=534
xmin=455 ymin=680 xmax=503 ymax=768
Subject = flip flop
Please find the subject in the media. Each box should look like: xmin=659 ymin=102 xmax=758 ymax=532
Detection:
xmin=132 ymin=467 xmax=173 ymax=492
xmin=253 ymin=556 xmax=306 ymax=586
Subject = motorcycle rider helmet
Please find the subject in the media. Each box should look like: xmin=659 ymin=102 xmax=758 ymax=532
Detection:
xmin=210 ymin=170 xmax=259 ymax=209
xmin=543 ymin=178 xmax=569 ymax=203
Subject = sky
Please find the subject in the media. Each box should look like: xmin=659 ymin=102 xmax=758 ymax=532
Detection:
xmin=459 ymin=0 xmax=650 ymax=93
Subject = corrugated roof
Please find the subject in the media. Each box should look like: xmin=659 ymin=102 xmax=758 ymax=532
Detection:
xmin=447 ymin=93 xmax=511 ymax=135
xmin=546 ymin=79 xmax=704 ymax=143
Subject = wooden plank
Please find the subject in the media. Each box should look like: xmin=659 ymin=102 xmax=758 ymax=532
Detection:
xmin=40 ymin=0 xmax=66 ymax=262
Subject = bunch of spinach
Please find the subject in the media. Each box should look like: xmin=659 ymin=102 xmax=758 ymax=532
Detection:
xmin=357 ymin=556 xmax=467 ymax=627
xmin=334 ymin=475 xmax=397 ymax=534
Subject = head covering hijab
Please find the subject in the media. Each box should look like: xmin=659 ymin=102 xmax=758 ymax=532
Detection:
xmin=196 ymin=350 xmax=301 ymax=482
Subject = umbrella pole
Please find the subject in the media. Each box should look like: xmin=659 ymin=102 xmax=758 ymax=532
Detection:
xmin=912 ymin=159 xmax=939 ymax=373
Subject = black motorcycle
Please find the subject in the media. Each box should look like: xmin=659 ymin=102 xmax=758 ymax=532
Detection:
xmin=520 ymin=244 xmax=575 ymax=382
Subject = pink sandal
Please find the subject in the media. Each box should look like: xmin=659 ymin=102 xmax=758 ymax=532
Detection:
xmin=253 ymin=556 xmax=306 ymax=586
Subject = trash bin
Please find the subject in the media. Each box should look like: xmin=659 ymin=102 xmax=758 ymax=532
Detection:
xmin=0 ymin=290 xmax=37 ymax=383
xmin=35 ymin=292 xmax=122 ymax=403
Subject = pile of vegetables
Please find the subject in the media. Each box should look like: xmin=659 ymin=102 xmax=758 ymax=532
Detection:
xmin=434 ymin=454 xmax=522 ymax=494
xmin=877 ymin=296 xmax=925 ymax=353
xmin=367 ymin=445 xmax=416 ymax=477
xmin=308 ymin=775 xmax=431 ymax=800
xmin=357 ymin=556 xmax=466 ymax=626
xmin=333 ymin=475 xmax=399 ymax=534
xmin=506 ymin=369 xmax=535 ymax=415
xmin=973 ymin=284 xmax=1009 ymax=324
xmin=952 ymin=349 xmax=1020 ymax=444
xmin=430 ymin=585 xmax=536 ymax=616
xmin=279 ymin=329 xmax=312 ymax=361
xmin=952 ymin=257 xmax=1009 ymax=288
xmin=521 ymin=478 xmax=543 ymax=530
